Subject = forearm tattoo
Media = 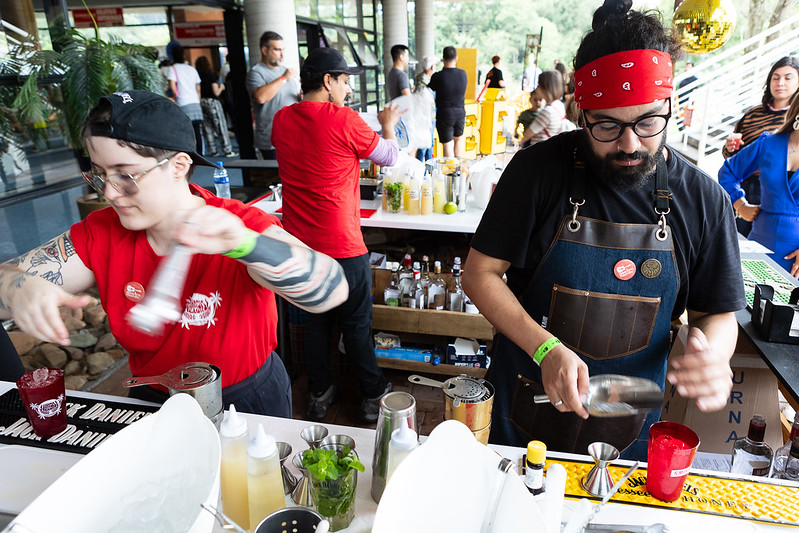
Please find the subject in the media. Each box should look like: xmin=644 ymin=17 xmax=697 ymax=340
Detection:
xmin=241 ymin=232 xmax=345 ymax=310
xmin=0 ymin=234 xmax=77 ymax=312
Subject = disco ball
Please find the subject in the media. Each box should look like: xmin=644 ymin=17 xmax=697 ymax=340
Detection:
xmin=673 ymin=0 xmax=736 ymax=55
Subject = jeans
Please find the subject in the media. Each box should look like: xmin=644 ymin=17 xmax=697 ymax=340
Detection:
xmin=304 ymin=254 xmax=387 ymax=399
xmin=128 ymin=352 xmax=292 ymax=418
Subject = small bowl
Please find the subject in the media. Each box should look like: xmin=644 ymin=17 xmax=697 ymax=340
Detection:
xmin=319 ymin=434 xmax=356 ymax=452
xmin=300 ymin=424 xmax=329 ymax=448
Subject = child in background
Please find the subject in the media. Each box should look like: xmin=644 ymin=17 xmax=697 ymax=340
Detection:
xmin=515 ymin=90 xmax=546 ymax=148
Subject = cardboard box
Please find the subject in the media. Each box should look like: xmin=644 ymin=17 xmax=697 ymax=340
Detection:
xmin=447 ymin=338 xmax=489 ymax=368
xmin=660 ymin=326 xmax=782 ymax=454
xmin=375 ymin=346 xmax=432 ymax=363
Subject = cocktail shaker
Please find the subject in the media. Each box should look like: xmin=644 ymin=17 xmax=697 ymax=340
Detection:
xmin=370 ymin=391 xmax=417 ymax=503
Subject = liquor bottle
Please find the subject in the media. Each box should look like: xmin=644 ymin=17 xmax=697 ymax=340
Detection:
xmin=730 ymin=414 xmax=773 ymax=476
xmin=421 ymin=255 xmax=432 ymax=291
xmin=778 ymin=436 xmax=799 ymax=481
xmin=398 ymin=254 xmax=414 ymax=307
xmin=448 ymin=257 xmax=464 ymax=312
xmin=771 ymin=410 xmax=799 ymax=478
xmin=383 ymin=263 xmax=401 ymax=307
xmin=409 ymin=262 xmax=426 ymax=309
xmin=427 ymin=261 xmax=447 ymax=310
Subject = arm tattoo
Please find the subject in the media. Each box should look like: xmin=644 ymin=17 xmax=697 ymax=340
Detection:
xmin=26 ymin=234 xmax=77 ymax=287
xmin=240 ymin=233 xmax=345 ymax=310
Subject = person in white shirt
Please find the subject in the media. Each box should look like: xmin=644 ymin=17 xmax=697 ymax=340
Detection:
xmin=166 ymin=44 xmax=205 ymax=155
xmin=520 ymin=70 xmax=576 ymax=147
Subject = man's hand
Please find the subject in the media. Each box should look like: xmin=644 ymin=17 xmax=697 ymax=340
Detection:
xmin=283 ymin=67 xmax=298 ymax=81
xmin=539 ymin=343 xmax=590 ymax=418
xmin=377 ymin=102 xmax=403 ymax=134
xmin=667 ymin=326 xmax=732 ymax=412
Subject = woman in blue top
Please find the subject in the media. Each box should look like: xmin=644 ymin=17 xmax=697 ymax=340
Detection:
xmin=719 ymin=91 xmax=799 ymax=276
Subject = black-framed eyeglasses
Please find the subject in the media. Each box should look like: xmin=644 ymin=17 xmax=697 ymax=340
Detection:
xmin=82 ymin=157 xmax=172 ymax=196
xmin=582 ymin=101 xmax=671 ymax=142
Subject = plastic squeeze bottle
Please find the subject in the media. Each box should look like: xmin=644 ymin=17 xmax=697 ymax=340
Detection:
xmin=420 ymin=172 xmax=433 ymax=215
xmin=247 ymin=424 xmax=285 ymax=528
xmin=220 ymin=405 xmax=250 ymax=530
xmin=386 ymin=422 xmax=419 ymax=481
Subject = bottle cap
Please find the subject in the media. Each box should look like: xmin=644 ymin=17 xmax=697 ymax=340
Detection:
xmin=248 ymin=424 xmax=277 ymax=459
xmin=390 ymin=423 xmax=419 ymax=452
xmin=216 ymin=161 xmax=224 ymax=167
xmin=748 ymin=414 xmax=766 ymax=442
xmin=527 ymin=440 xmax=547 ymax=464
xmin=219 ymin=404 xmax=248 ymax=438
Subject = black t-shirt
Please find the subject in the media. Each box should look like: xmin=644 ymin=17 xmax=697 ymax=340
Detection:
xmin=471 ymin=130 xmax=746 ymax=320
xmin=199 ymin=72 xmax=219 ymax=99
xmin=428 ymin=67 xmax=468 ymax=110
xmin=486 ymin=67 xmax=503 ymax=89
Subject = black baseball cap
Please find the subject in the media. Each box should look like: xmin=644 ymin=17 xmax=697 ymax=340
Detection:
xmin=89 ymin=90 xmax=214 ymax=167
xmin=301 ymin=47 xmax=364 ymax=77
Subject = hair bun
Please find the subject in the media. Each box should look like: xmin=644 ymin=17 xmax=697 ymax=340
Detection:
xmin=592 ymin=0 xmax=633 ymax=30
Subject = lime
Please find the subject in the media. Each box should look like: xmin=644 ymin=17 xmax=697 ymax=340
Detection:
xmin=444 ymin=201 xmax=458 ymax=214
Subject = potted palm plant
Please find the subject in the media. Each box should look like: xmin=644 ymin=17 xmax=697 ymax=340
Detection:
xmin=1 ymin=21 xmax=165 ymax=216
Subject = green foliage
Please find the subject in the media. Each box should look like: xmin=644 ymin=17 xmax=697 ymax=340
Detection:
xmin=0 ymin=26 xmax=164 ymax=154
xmin=301 ymin=446 xmax=365 ymax=482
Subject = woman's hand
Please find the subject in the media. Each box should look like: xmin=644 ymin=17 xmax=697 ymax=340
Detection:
xmin=171 ymin=206 xmax=248 ymax=256
xmin=725 ymin=134 xmax=743 ymax=153
xmin=735 ymin=201 xmax=760 ymax=222
xmin=785 ymin=249 xmax=799 ymax=278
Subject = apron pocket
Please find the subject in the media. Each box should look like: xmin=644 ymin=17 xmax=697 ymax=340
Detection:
xmin=547 ymin=284 xmax=660 ymax=360
xmin=510 ymin=374 xmax=645 ymax=454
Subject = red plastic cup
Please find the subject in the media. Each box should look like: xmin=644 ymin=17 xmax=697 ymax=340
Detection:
xmin=645 ymin=421 xmax=699 ymax=502
xmin=16 ymin=368 xmax=68 ymax=438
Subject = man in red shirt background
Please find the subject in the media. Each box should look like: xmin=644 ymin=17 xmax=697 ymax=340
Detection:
xmin=272 ymin=48 xmax=402 ymax=422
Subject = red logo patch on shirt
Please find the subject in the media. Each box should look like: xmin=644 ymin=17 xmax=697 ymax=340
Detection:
xmin=614 ymin=259 xmax=636 ymax=281
xmin=124 ymin=281 xmax=145 ymax=302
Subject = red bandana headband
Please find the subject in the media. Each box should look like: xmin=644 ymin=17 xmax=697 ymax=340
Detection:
xmin=573 ymin=49 xmax=673 ymax=110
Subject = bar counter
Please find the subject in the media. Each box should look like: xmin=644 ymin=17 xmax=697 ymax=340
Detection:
xmin=1 ymin=382 xmax=797 ymax=532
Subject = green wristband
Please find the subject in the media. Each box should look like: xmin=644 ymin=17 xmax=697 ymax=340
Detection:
xmin=224 ymin=229 xmax=259 ymax=259
xmin=533 ymin=337 xmax=561 ymax=366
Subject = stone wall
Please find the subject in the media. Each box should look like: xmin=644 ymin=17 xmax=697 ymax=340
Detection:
xmin=7 ymin=292 xmax=126 ymax=391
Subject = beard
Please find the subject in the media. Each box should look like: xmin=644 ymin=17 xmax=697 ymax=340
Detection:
xmin=581 ymin=132 xmax=667 ymax=192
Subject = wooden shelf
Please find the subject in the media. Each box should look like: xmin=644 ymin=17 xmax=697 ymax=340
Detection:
xmin=376 ymin=357 xmax=486 ymax=378
xmin=372 ymin=304 xmax=494 ymax=339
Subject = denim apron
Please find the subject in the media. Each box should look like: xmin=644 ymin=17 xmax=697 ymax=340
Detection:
xmin=487 ymin=152 xmax=678 ymax=461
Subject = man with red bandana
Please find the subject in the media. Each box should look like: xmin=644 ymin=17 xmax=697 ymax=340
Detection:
xmin=462 ymin=0 xmax=745 ymax=460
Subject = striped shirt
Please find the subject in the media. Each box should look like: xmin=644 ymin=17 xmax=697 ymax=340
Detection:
xmin=526 ymin=100 xmax=577 ymax=145
xmin=722 ymin=104 xmax=788 ymax=158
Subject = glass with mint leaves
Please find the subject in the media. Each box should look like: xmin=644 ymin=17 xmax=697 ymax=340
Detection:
xmin=384 ymin=182 xmax=403 ymax=213
xmin=301 ymin=444 xmax=364 ymax=531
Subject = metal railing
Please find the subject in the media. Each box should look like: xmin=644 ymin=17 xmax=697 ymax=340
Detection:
xmin=670 ymin=12 xmax=799 ymax=166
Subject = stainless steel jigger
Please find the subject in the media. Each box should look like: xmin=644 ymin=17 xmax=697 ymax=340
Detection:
xmin=581 ymin=441 xmax=620 ymax=497
xmin=127 ymin=243 xmax=193 ymax=335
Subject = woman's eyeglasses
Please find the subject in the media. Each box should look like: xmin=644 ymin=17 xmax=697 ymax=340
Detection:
xmin=81 ymin=157 xmax=172 ymax=196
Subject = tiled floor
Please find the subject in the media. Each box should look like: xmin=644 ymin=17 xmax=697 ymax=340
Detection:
xmin=90 ymin=355 xmax=447 ymax=437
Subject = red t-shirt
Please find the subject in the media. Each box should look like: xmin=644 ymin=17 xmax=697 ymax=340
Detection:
xmin=272 ymin=101 xmax=379 ymax=258
xmin=70 ymin=184 xmax=281 ymax=388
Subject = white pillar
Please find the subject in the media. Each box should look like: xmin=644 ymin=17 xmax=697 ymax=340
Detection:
xmin=244 ymin=0 xmax=299 ymax=72
xmin=382 ymin=0 xmax=409 ymax=79
xmin=414 ymin=0 xmax=434 ymax=68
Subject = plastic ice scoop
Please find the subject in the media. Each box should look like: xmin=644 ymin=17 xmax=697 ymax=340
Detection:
xmin=127 ymin=243 xmax=193 ymax=335
xmin=533 ymin=374 xmax=662 ymax=417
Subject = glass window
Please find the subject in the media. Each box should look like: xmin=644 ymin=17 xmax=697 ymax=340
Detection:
xmin=318 ymin=0 xmax=339 ymax=24
xmin=295 ymin=0 xmax=313 ymax=18
xmin=347 ymin=31 xmax=378 ymax=67
xmin=321 ymin=25 xmax=356 ymax=66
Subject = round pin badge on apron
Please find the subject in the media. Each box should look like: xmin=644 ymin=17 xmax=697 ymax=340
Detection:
xmin=641 ymin=258 xmax=662 ymax=279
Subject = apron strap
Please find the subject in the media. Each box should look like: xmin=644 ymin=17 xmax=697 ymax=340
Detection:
xmin=653 ymin=154 xmax=671 ymax=241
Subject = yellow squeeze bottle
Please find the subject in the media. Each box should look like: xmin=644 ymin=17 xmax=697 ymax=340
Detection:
xmin=402 ymin=170 xmax=411 ymax=212
xmin=433 ymin=169 xmax=446 ymax=213
xmin=407 ymin=171 xmax=421 ymax=215
xmin=219 ymin=405 xmax=249 ymax=530
xmin=247 ymin=425 xmax=285 ymax=528
xmin=421 ymin=174 xmax=433 ymax=215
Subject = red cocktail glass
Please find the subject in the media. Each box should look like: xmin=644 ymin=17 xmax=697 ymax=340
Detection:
xmin=17 ymin=368 xmax=68 ymax=438
xmin=645 ymin=421 xmax=699 ymax=502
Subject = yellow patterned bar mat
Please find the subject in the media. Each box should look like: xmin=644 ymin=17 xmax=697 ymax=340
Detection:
xmin=549 ymin=458 xmax=799 ymax=527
